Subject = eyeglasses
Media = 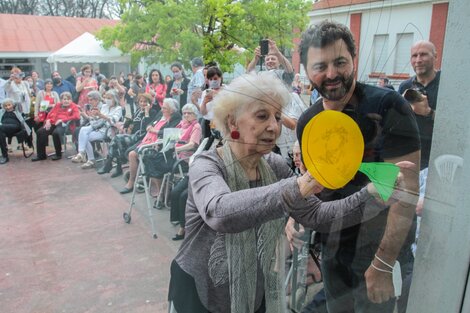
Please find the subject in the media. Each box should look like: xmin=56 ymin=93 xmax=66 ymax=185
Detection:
xmin=183 ymin=111 xmax=195 ymax=115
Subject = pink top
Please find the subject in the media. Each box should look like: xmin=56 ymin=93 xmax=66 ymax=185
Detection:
xmin=175 ymin=120 xmax=202 ymax=160
xmin=77 ymin=77 xmax=98 ymax=109
xmin=145 ymin=83 xmax=167 ymax=107
xmin=137 ymin=118 xmax=169 ymax=148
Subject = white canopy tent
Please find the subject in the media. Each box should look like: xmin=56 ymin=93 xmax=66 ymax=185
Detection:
xmin=47 ymin=32 xmax=130 ymax=71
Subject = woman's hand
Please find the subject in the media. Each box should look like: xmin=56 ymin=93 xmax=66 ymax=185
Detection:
xmin=297 ymin=171 xmax=324 ymax=198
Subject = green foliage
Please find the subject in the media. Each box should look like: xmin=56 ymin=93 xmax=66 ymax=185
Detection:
xmin=97 ymin=0 xmax=312 ymax=71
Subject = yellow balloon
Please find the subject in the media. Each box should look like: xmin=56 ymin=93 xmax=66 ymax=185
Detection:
xmin=301 ymin=110 xmax=364 ymax=189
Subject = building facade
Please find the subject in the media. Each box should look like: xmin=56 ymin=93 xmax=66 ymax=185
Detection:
xmin=294 ymin=0 xmax=448 ymax=88
xmin=0 ymin=14 xmax=119 ymax=79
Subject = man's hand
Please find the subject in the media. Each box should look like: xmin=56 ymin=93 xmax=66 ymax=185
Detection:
xmin=268 ymin=39 xmax=281 ymax=56
xmin=364 ymin=259 xmax=394 ymax=303
xmin=411 ymin=95 xmax=432 ymax=116
xmin=285 ymin=217 xmax=305 ymax=251
xmin=253 ymin=46 xmax=261 ymax=59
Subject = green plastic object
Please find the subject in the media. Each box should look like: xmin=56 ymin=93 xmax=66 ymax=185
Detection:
xmin=358 ymin=162 xmax=400 ymax=201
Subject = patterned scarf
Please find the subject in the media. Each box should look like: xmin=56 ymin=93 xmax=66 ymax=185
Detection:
xmin=208 ymin=143 xmax=286 ymax=313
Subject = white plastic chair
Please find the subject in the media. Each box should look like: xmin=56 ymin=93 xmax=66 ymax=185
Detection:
xmin=434 ymin=154 xmax=463 ymax=184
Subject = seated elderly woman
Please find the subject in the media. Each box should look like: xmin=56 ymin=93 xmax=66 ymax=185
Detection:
xmin=119 ymin=98 xmax=186 ymax=194
xmin=32 ymin=92 xmax=80 ymax=162
xmin=71 ymin=89 xmax=123 ymax=169
xmin=98 ymin=96 xmax=181 ymax=177
xmin=0 ymin=98 xmax=32 ymax=164
xmin=167 ymin=72 xmax=408 ymax=313
xmin=72 ymin=90 xmax=103 ymax=148
xmin=120 ymin=102 xmax=200 ymax=194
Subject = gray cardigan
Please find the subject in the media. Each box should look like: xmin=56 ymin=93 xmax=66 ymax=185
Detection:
xmin=174 ymin=149 xmax=385 ymax=312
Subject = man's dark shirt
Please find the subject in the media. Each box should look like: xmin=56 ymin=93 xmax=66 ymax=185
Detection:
xmin=297 ymin=83 xmax=420 ymax=263
xmin=53 ymin=79 xmax=76 ymax=99
xmin=398 ymin=71 xmax=440 ymax=169
xmin=66 ymin=75 xmax=76 ymax=88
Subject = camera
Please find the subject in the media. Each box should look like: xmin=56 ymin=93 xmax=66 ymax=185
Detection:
xmin=259 ymin=39 xmax=269 ymax=56
xmin=403 ymin=89 xmax=424 ymax=103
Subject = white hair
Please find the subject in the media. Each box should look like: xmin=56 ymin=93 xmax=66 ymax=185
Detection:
xmin=212 ymin=71 xmax=291 ymax=136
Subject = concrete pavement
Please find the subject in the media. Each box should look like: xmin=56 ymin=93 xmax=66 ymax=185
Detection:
xmin=0 ymin=147 xmax=181 ymax=313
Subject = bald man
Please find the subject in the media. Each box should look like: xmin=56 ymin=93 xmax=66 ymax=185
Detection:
xmin=398 ymin=40 xmax=440 ymax=170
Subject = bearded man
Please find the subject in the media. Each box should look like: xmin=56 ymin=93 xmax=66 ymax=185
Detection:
xmin=296 ymin=20 xmax=421 ymax=313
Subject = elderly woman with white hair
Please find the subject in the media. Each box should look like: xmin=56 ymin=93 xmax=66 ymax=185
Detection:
xmin=141 ymin=102 xmax=202 ymax=199
xmin=167 ymin=72 xmax=400 ymax=313
xmin=118 ymin=98 xmax=188 ymax=194
xmin=71 ymin=89 xmax=122 ymax=169
xmin=0 ymin=98 xmax=32 ymax=164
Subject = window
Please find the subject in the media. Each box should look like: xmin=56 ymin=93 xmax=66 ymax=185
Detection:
xmin=394 ymin=32 xmax=414 ymax=74
xmin=371 ymin=34 xmax=389 ymax=73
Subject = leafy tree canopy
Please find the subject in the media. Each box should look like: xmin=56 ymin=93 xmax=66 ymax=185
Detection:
xmin=97 ymin=0 xmax=311 ymax=72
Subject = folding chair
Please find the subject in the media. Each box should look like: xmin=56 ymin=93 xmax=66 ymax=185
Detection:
xmin=8 ymin=129 xmax=33 ymax=158
xmin=122 ymin=128 xmax=182 ymax=239
xmin=49 ymin=120 xmax=77 ymax=157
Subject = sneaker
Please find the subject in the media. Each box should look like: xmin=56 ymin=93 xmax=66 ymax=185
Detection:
xmin=81 ymin=160 xmax=95 ymax=169
xmin=71 ymin=153 xmax=86 ymax=163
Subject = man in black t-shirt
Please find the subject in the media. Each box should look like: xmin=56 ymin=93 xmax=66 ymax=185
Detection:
xmin=398 ymin=40 xmax=440 ymax=171
xmin=296 ymin=21 xmax=420 ymax=313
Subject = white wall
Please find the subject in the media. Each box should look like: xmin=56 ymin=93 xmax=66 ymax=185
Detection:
xmin=357 ymin=2 xmax=432 ymax=80
xmin=308 ymin=0 xmax=434 ymax=82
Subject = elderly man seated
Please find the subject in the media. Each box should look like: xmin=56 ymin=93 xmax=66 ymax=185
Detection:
xmin=0 ymin=98 xmax=32 ymax=164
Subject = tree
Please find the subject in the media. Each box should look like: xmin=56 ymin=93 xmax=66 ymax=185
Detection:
xmin=39 ymin=0 xmax=121 ymax=18
xmin=0 ymin=0 xmax=41 ymax=14
xmin=0 ymin=0 xmax=120 ymax=18
xmin=97 ymin=0 xmax=311 ymax=71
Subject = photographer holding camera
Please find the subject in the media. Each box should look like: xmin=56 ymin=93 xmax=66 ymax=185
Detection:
xmin=246 ymin=38 xmax=295 ymax=86
xmin=5 ymin=67 xmax=30 ymax=115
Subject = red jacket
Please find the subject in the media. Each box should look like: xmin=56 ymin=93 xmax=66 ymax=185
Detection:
xmin=47 ymin=102 xmax=80 ymax=125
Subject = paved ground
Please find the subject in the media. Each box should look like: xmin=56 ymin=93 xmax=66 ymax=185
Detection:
xmin=0 ymin=145 xmax=181 ymax=313
xmin=0 ymin=139 xmax=324 ymax=313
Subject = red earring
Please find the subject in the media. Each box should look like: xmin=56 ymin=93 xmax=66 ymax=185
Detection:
xmin=230 ymin=130 xmax=240 ymax=140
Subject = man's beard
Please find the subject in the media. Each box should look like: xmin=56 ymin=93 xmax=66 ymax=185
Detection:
xmin=316 ymin=71 xmax=355 ymax=101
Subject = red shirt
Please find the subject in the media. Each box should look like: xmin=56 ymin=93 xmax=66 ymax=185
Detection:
xmin=47 ymin=102 xmax=80 ymax=125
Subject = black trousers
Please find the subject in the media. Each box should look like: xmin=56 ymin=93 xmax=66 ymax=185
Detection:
xmin=170 ymin=176 xmax=189 ymax=226
xmin=0 ymin=124 xmax=22 ymax=157
xmin=169 ymin=260 xmax=267 ymax=313
xmin=36 ymin=124 xmax=65 ymax=158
